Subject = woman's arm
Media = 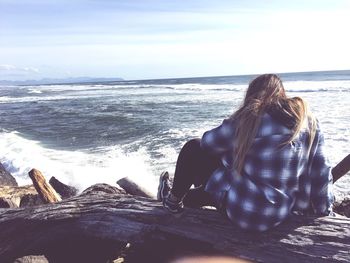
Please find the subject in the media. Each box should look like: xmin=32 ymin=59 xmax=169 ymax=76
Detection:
xmin=200 ymin=119 xmax=235 ymax=155
xmin=308 ymin=129 xmax=334 ymax=215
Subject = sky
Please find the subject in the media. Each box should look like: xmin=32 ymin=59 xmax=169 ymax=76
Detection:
xmin=0 ymin=0 xmax=350 ymax=81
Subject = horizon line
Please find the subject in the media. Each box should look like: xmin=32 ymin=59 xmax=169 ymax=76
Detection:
xmin=1 ymin=68 xmax=349 ymax=86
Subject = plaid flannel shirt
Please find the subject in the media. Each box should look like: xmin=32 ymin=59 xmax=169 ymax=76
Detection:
xmin=201 ymin=113 xmax=333 ymax=232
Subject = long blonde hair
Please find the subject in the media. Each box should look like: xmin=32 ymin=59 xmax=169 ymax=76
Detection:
xmin=231 ymin=74 xmax=316 ymax=173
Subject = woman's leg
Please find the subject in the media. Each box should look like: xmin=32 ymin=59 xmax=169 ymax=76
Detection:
xmin=170 ymin=138 xmax=221 ymax=207
xmin=182 ymin=186 xmax=216 ymax=208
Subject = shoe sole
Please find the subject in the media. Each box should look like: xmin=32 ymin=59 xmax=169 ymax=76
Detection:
xmin=157 ymin=171 xmax=169 ymax=201
xmin=163 ymin=201 xmax=184 ymax=214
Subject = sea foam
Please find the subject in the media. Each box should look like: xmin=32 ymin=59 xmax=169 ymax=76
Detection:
xmin=0 ymin=131 xmax=158 ymax=193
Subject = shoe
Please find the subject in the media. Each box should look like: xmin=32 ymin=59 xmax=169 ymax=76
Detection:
xmin=163 ymin=195 xmax=184 ymax=214
xmin=157 ymin=171 xmax=171 ymax=201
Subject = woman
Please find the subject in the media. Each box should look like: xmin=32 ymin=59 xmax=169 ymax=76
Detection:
xmin=157 ymin=74 xmax=334 ymax=231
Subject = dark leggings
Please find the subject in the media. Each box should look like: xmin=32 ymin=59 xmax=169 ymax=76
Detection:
xmin=171 ymin=138 xmax=221 ymax=208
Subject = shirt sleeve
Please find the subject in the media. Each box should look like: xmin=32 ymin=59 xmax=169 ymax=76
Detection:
xmin=308 ymin=128 xmax=334 ymax=215
xmin=200 ymin=119 xmax=235 ymax=155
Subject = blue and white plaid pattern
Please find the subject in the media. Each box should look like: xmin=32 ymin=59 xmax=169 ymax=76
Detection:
xmin=201 ymin=114 xmax=333 ymax=232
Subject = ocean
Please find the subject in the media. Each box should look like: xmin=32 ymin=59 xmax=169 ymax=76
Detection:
xmin=0 ymin=70 xmax=349 ymax=200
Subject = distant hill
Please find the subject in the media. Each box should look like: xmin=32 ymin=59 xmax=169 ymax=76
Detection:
xmin=0 ymin=77 xmax=124 ymax=86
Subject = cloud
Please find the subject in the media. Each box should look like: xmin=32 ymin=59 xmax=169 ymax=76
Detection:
xmin=0 ymin=64 xmax=40 ymax=80
xmin=0 ymin=64 xmax=40 ymax=73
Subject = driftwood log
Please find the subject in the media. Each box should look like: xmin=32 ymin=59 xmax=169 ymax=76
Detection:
xmin=332 ymin=154 xmax=350 ymax=183
xmin=117 ymin=176 xmax=155 ymax=198
xmin=0 ymin=184 xmax=349 ymax=263
xmin=13 ymin=255 xmax=48 ymax=263
xmin=0 ymin=185 xmax=42 ymax=208
xmin=28 ymin=169 xmax=61 ymax=203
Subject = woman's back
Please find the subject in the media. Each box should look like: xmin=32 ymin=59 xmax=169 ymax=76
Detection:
xmin=203 ymin=101 xmax=333 ymax=231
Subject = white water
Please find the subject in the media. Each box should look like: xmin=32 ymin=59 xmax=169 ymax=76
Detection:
xmin=0 ymin=131 xmax=158 ymax=193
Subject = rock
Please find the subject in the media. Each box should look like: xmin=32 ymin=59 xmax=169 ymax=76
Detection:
xmin=0 ymin=162 xmax=18 ymax=186
xmin=334 ymin=197 xmax=350 ymax=218
xmin=13 ymin=255 xmax=49 ymax=263
xmin=0 ymin=197 xmax=18 ymax=208
xmin=20 ymin=194 xmax=44 ymax=207
xmin=49 ymin=176 xmax=78 ymax=199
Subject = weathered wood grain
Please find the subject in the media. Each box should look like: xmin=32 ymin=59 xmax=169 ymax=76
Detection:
xmin=117 ymin=176 xmax=155 ymax=198
xmin=28 ymin=169 xmax=61 ymax=203
xmin=0 ymin=187 xmax=349 ymax=263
